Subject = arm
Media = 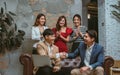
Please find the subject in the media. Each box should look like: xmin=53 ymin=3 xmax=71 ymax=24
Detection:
xmin=77 ymin=26 xmax=84 ymax=38
xmin=54 ymin=47 xmax=61 ymax=67
xmin=60 ymin=34 xmax=70 ymax=42
xmin=32 ymin=27 xmax=41 ymax=40
xmin=53 ymin=57 xmax=61 ymax=72
xmin=37 ymin=43 xmax=46 ymax=55
xmin=54 ymin=31 xmax=70 ymax=42
xmin=69 ymin=31 xmax=79 ymax=42
xmin=68 ymin=47 xmax=80 ymax=58
xmin=91 ymin=47 xmax=105 ymax=69
xmin=52 ymin=47 xmax=61 ymax=72
xmin=78 ymin=31 xmax=83 ymax=37
xmin=59 ymin=28 xmax=73 ymax=42
xmin=60 ymin=43 xmax=81 ymax=59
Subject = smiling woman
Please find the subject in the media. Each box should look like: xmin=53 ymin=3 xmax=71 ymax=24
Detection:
xmin=31 ymin=13 xmax=48 ymax=54
xmin=52 ymin=15 xmax=73 ymax=52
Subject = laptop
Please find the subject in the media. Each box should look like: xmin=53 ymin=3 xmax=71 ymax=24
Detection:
xmin=32 ymin=55 xmax=52 ymax=67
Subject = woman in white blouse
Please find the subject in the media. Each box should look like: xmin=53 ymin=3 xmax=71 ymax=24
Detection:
xmin=32 ymin=13 xmax=48 ymax=54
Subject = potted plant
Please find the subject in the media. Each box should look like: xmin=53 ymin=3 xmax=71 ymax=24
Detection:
xmin=0 ymin=2 xmax=25 ymax=55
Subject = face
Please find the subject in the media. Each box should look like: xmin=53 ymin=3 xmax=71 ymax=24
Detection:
xmin=73 ymin=16 xmax=81 ymax=27
xmin=45 ymin=34 xmax=55 ymax=44
xmin=59 ymin=18 xmax=65 ymax=27
xmin=38 ymin=16 xmax=46 ymax=26
xmin=83 ymin=33 xmax=94 ymax=45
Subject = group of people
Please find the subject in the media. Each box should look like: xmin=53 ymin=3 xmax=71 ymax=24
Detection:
xmin=31 ymin=13 xmax=105 ymax=75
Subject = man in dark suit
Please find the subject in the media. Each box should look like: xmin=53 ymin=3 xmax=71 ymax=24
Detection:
xmin=61 ymin=30 xmax=105 ymax=75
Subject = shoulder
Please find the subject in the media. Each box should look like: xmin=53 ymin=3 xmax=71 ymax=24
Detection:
xmin=32 ymin=26 xmax=39 ymax=29
xmin=95 ymin=43 xmax=103 ymax=48
xmin=66 ymin=27 xmax=73 ymax=34
xmin=66 ymin=27 xmax=72 ymax=31
xmin=32 ymin=26 xmax=35 ymax=29
xmin=53 ymin=45 xmax=58 ymax=49
xmin=44 ymin=26 xmax=48 ymax=29
xmin=53 ymin=45 xmax=59 ymax=52
xmin=78 ymin=42 xmax=86 ymax=48
xmin=94 ymin=43 xmax=104 ymax=51
xmin=52 ymin=28 xmax=56 ymax=30
xmin=79 ymin=42 xmax=85 ymax=45
xmin=52 ymin=28 xmax=57 ymax=32
xmin=37 ymin=42 xmax=46 ymax=48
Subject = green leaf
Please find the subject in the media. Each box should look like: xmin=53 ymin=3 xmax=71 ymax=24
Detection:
xmin=1 ymin=24 xmax=8 ymax=33
xmin=1 ymin=7 xmax=4 ymax=14
xmin=5 ymin=13 xmax=14 ymax=26
xmin=111 ymin=5 xmax=120 ymax=11
xmin=4 ymin=17 xmax=12 ymax=25
xmin=4 ymin=2 xmax=7 ymax=12
xmin=112 ymin=11 xmax=120 ymax=19
xmin=8 ymin=30 xmax=14 ymax=38
xmin=9 ymin=11 xmax=16 ymax=16
xmin=15 ymin=23 xmax=17 ymax=31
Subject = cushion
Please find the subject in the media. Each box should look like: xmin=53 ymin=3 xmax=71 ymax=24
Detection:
xmin=61 ymin=57 xmax=81 ymax=68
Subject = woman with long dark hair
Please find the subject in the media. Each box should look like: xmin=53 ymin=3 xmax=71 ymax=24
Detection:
xmin=70 ymin=14 xmax=87 ymax=52
xmin=32 ymin=13 xmax=48 ymax=54
xmin=52 ymin=15 xmax=72 ymax=52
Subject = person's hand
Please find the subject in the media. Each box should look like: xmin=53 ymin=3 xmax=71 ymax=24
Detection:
xmin=53 ymin=66 xmax=60 ymax=72
xmin=59 ymin=52 xmax=67 ymax=59
xmin=33 ymin=67 xmax=39 ymax=75
xmin=56 ymin=31 xmax=60 ymax=37
xmin=49 ymin=53 xmax=54 ymax=58
xmin=75 ymin=30 xmax=79 ymax=38
xmin=79 ymin=66 xmax=90 ymax=73
xmin=78 ymin=32 xmax=83 ymax=37
xmin=59 ymin=33 xmax=64 ymax=39
xmin=77 ymin=27 xmax=83 ymax=37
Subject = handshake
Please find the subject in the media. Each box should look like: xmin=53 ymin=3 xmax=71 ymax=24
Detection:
xmin=59 ymin=52 xmax=68 ymax=59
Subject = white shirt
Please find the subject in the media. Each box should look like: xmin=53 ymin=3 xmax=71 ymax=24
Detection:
xmin=45 ymin=42 xmax=53 ymax=56
xmin=32 ymin=26 xmax=48 ymax=47
xmin=84 ymin=43 xmax=95 ymax=70
xmin=45 ymin=42 xmax=60 ymax=58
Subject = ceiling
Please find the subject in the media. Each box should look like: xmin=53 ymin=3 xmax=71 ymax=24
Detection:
xmin=88 ymin=0 xmax=98 ymax=15
xmin=91 ymin=0 xmax=97 ymax=3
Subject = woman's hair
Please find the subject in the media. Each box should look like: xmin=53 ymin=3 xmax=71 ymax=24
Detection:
xmin=56 ymin=15 xmax=67 ymax=31
xmin=73 ymin=14 xmax=81 ymax=25
xmin=33 ymin=13 xmax=46 ymax=26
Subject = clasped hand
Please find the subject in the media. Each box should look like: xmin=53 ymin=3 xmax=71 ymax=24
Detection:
xmin=59 ymin=52 xmax=67 ymax=59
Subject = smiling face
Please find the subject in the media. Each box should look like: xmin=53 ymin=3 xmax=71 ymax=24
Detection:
xmin=84 ymin=33 xmax=94 ymax=45
xmin=45 ymin=34 xmax=55 ymax=45
xmin=56 ymin=16 xmax=67 ymax=31
xmin=84 ymin=33 xmax=94 ymax=44
xmin=38 ymin=16 xmax=46 ymax=26
xmin=59 ymin=18 xmax=66 ymax=27
xmin=73 ymin=16 xmax=81 ymax=27
xmin=83 ymin=30 xmax=97 ymax=46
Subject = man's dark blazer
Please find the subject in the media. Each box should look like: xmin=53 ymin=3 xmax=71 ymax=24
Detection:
xmin=68 ymin=42 xmax=105 ymax=69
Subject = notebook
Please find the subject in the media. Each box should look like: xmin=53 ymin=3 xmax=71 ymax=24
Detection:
xmin=32 ymin=55 xmax=52 ymax=67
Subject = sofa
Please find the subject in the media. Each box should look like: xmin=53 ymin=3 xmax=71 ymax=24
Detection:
xmin=20 ymin=53 xmax=114 ymax=75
